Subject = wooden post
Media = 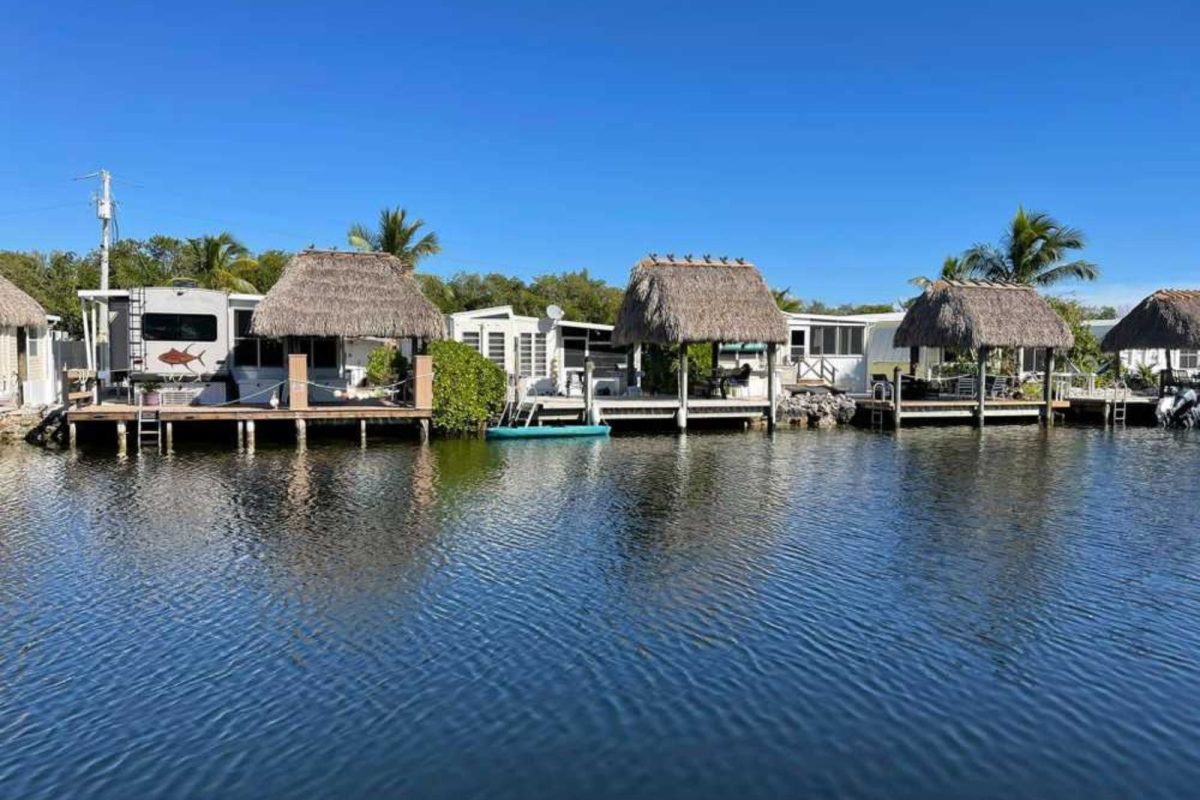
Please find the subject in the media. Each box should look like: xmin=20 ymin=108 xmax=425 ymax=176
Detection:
xmin=116 ymin=421 xmax=127 ymax=454
xmin=60 ymin=367 xmax=71 ymax=408
xmin=68 ymin=421 xmax=77 ymax=450
xmin=245 ymin=420 xmax=254 ymax=451
xmin=413 ymin=354 xmax=433 ymax=410
xmin=893 ymin=365 xmax=903 ymax=430
xmin=418 ymin=418 xmax=430 ymax=443
xmin=1042 ymin=347 xmax=1056 ymax=426
xmin=711 ymin=342 xmax=721 ymax=374
xmin=288 ymin=354 xmax=308 ymax=410
xmin=767 ymin=342 xmax=778 ymax=432
xmin=909 ymin=347 xmax=919 ymax=377
xmin=237 ymin=420 xmax=245 ymax=450
xmin=977 ymin=347 xmax=988 ymax=427
xmin=626 ymin=347 xmax=637 ymax=391
xmin=678 ymin=344 xmax=690 ymax=429
xmin=584 ymin=359 xmax=596 ymax=425
xmin=295 ymin=418 xmax=306 ymax=446
xmin=360 ymin=419 xmax=367 ymax=447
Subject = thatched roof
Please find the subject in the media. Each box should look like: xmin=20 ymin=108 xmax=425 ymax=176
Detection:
xmin=251 ymin=250 xmax=446 ymax=339
xmin=894 ymin=280 xmax=1074 ymax=350
xmin=0 ymin=273 xmax=46 ymax=329
xmin=1101 ymin=289 xmax=1200 ymax=352
xmin=611 ymin=254 xmax=788 ymax=346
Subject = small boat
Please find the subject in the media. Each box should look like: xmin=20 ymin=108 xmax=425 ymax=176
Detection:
xmin=485 ymin=424 xmax=610 ymax=440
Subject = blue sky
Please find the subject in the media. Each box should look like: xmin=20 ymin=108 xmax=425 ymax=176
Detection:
xmin=1 ymin=0 xmax=1196 ymax=309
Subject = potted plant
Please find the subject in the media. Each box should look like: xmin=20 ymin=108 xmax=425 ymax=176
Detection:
xmin=141 ymin=380 xmax=163 ymax=407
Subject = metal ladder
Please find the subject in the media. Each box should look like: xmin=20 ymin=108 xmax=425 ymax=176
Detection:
xmin=137 ymin=398 xmax=161 ymax=450
xmin=870 ymin=381 xmax=888 ymax=431
xmin=128 ymin=286 xmax=147 ymax=373
xmin=1111 ymin=380 xmax=1128 ymax=427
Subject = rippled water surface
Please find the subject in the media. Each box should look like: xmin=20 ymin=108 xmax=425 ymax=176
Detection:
xmin=2 ymin=427 xmax=1199 ymax=799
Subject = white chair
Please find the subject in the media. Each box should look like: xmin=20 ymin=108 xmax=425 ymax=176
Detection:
xmin=955 ymin=376 xmax=977 ymax=398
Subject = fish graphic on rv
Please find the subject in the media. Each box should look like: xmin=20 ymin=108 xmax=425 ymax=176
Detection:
xmin=158 ymin=344 xmax=207 ymax=373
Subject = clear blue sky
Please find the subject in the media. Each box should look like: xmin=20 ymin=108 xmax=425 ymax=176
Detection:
xmin=1 ymin=0 xmax=1196 ymax=309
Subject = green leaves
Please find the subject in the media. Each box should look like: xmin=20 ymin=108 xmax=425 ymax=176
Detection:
xmin=346 ymin=207 xmax=442 ymax=269
xmin=429 ymin=339 xmax=506 ymax=433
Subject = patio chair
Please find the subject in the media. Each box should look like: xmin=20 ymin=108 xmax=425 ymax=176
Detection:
xmin=955 ymin=376 xmax=977 ymax=398
xmin=989 ymin=376 xmax=1010 ymax=398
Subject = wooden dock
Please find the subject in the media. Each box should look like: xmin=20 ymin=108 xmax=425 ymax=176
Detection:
xmin=522 ymin=395 xmax=773 ymax=426
xmin=858 ymin=397 xmax=1069 ymax=424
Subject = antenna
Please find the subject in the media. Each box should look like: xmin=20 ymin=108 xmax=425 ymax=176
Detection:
xmin=78 ymin=170 xmax=114 ymax=376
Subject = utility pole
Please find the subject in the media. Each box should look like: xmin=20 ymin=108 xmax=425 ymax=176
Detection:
xmin=94 ymin=170 xmax=112 ymax=377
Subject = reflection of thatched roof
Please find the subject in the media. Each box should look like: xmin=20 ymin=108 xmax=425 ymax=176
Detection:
xmin=1101 ymin=289 xmax=1200 ymax=351
xmin=0 ymin=273 xmax=45 ymax=328
xmin=894 ymin=280 xmax=1074 ymax=350
xmin=611 ymin=254 xmax=788 ymax=346
xmin=251 ymin=250 xmax=446 ymax=339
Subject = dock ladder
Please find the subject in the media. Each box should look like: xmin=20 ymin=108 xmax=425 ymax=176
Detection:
xmin=136 ymin=398 xmax=162 ymax=450
xmin=1112 ymin=380 xmax=1128 ymax=427
xmin=869 ymin=380 xmax=889 ymax=431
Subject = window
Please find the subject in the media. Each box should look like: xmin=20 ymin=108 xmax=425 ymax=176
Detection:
xmin=790 ymin=329 xmax=806 ymax=361
xmin=143 ymin=313 xmax=218 ymax=341
xmin=233 ymin=310 xmax=284 ymax=368
xmin=1181 ymin=350 xmax=1199 ymax=369
xmin=810 ymin=325 xmax=862 ymax=356
xmin=461 ymin=331 xmax=481 ymax=353
xmin=290 ymin=336 xmax=339 ymax=369
xmin=486 ymin=332 xmax=506 ymax=369
xmin=518 ymin=332 xmax=548 ymax=377
xmin=26 ymin=329 xmax=39 ymax=358
xmin=1021 ymin=347 xmax=1048 ymax=373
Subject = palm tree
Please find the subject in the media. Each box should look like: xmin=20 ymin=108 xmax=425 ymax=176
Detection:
xmin=772 ymin=287 xmax=804 ymax=313
xmin=186 ymin=233 xmax=259 ymax=293
xmin=347 ymin=207 xmax=441 ymax=269
xmin=961 ymin=207 xmax=1099 ymax=286
xmin=908 ymin=255 xmax=975 ymax=288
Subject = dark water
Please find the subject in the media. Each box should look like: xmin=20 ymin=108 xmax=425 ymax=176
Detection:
xmin=2 ymin=427 xmax=1199 ymax=799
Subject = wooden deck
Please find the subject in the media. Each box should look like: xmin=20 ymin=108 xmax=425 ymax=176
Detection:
xmin=527 ymin=395 xmax=772 ymax=424
xmin=67 ymin=399 xmax=430 ymax=423
xmin=858 ymin=397 xmax=1069 ymax=426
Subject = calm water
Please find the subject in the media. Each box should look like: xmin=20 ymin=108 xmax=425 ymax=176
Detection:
xmin=2 ymin=427 xmax=1199 ymax=799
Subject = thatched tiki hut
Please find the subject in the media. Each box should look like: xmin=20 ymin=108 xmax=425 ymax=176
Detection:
xmin=611 ymin=254 xmax=789 ymax=430
xmin=251 ymin=250 xmax=446 ymax=414
xmin=894 ymin=280 xmax=1073 ymax=426
xmin=1101 ymin=290 xmax=1200 ymax=392
xmin=0 ymin=273 xmax=49 ymax=407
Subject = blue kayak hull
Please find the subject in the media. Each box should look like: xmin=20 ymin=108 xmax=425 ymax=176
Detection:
xmin=485 ymin=425 xmax=610 ymax=440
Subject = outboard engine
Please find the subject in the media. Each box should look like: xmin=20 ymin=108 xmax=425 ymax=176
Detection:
xmin=1159 ymin=388 xmax=1199 ymax=428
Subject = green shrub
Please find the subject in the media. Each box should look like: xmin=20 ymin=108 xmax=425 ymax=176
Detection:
xmin=429 ymin=339 xmax=507 ymax=433
xmin=365 ymin=345 xmax=409 ymax=386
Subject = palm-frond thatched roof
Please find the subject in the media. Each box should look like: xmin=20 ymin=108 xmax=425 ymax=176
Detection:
xmin=611 ymin=254 xmax=788 ymax=346
xmin=251 ymin=250 xmax=446 ymax=339
xmin=894 ymin=280 xmax=1074 ymax=350
xmin=1101 ymin=289 xmax=1200 ymax=352
xmin=0 ymin=273 xmax=46 ymax=328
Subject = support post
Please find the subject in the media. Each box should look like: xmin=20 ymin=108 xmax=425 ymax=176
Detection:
xmin=584 ymin=359 xmax=596 ymax=425
xmin=360 ymin=419 xmax=367 ymax=447
xmin=60 ymin=367 xmax=71 ymax=408
xmin=626 ymin=347 xmax=637 ymax=391
xmin=116 ymin=421 xmax=127 ymax=454
xmin=165 ymin=421 xmax=174 ymax=451
xmin=237 ymin=420 xmax=245 ymax=450
xmin=245 ymin=420 xmax=254 ymax=451
xmin=893 ymin=365 xmax=903 ymax=430
xmin=69 ymin=421 xmax=77 ymax=450
xmin=677 ymin=345 xmax=688 ymax=431
xmin=295 ymin=418 xmax=307 ymax=446
xmin=1042 ymin=347 xmax=1056 ymax=426
xmin=288 ymin=354 xmax=308 ymax=410
xmin=418 ymin=418 xmax=430 ymax=443
xmin=767 ymin=342 xmax=778 ymax=432
xmin=909 ymin=347 xmax=920 ymax=377
xmin=977 ymin=347 xmax=988 ymax=427
xmin=414 ymin=354 xmax=433 ymax=410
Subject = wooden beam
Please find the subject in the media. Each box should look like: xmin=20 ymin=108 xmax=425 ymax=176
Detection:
xmin=414 ymin=354 xmax=433 ymax=410
xmin=677 ymin=345 xmax=688 ymax=431
xmin=1042 ymin=347 xmax=1056 ymax=426
xmin=977 ymin=347 xmax=988 ymax=427
xmin=288 ymin=354 xmax=308 ymax=410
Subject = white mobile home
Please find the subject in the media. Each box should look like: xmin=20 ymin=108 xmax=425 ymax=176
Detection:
xmin=446 ymin=306 xmax=633 ymax=397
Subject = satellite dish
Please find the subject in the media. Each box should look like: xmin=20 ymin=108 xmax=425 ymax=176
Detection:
xmin=545 ymin=304 xmax=564 ymax=321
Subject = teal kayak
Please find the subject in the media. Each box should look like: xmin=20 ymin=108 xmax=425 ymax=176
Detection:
xmin=485 ymin=425 xmax=610 ymax=440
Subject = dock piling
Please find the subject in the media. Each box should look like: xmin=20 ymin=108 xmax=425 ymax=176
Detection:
xmin=360 ymin=419 xmax=367 ymax=447
xmin=1042 ymin=347 xmax=1056 ymax=426
xmin=977 ymin=347 xmax=988 ymax=428
xmin=165 ymin=421 xmax=173 ymax=452
xmin=245 ymin=420 xmax=254 ymax=451
xmin=893 ymin=366 xmax=903 ymax=430
xmin=677 ymin=347 xmax=688 ymax=431
xmin=116 ymin=421 xmax=127 ymax=454
xmin=767 ymin=343 xmax=778 ymax=432
xmin=295 ymin=418 xmax=307 ymax=447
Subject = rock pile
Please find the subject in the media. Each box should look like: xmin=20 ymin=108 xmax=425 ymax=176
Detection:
xmin=777 ymin=392 xmax=856 ymax=429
